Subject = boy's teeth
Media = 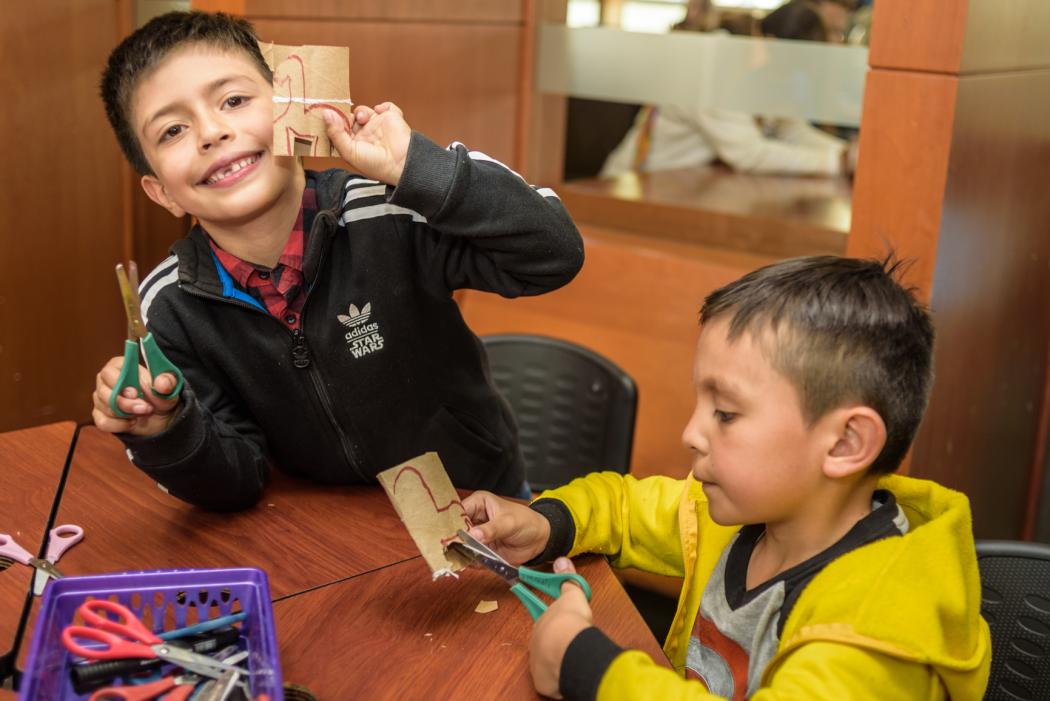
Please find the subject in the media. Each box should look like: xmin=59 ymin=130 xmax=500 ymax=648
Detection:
xmin=206 ymin=154 xmax=258 ymax=184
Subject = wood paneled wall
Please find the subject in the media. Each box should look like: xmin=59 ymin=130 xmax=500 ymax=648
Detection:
xmin=200 ymin=0 xmax=539 ymax=172
xmin=0 ymin=2 xmax=131 ymax=431
xmin=848 ymin=0 xmax=1050 ymax=539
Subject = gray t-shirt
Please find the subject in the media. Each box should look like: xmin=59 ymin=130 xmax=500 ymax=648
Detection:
xmin=685 ymin=490 xmax=909 ymax=699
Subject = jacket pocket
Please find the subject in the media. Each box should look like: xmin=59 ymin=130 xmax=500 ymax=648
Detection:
xmin=430 ymin=404 xmax=505 ymax=461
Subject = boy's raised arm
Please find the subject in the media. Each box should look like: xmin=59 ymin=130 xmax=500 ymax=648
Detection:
xmin=323 ymin=103 xmax=585 ymax=299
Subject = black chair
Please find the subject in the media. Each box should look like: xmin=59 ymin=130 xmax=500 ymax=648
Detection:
xmin=976 ymin=540 xmax=1050 ymax=701
xmin=481 ymin=334 xmax=638 ymax=492
xmin=563 ymin=97 xmax=642 ymax=181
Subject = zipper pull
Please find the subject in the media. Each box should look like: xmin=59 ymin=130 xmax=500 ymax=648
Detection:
xmin=291 ymin=329 xmax=311 ymax=368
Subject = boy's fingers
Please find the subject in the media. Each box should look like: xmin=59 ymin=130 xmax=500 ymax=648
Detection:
xmin=152 ymin=372 xmax=175 ymax=395
xmin=556 ymin=580 xmax=591 ymax=618
xmin=136 ymin=367 xmax=180 ymax=411
xmin=468 ymin=519 xmax=502 ymax=544
xmin=97 ymin=356 xmax=129 ymax=388
xmin=374 ymin=102 xmax=402 ymax=117
xmin=554 ymin=558 xmax=584 ymax=597
xmin=94 ymin=381 xmax=151 ymax=417
xmin=461 ymin=492 xmax=493 ymax=524
xmin=470 ymin=511 xmax=517 ymax=544
xmin=324 ymin=110 xmax=355 ymax=157
xmin=553 ymin=557 xmax=576 ymax=574
xmin=91 ymin=407 xmax=134 ymax=434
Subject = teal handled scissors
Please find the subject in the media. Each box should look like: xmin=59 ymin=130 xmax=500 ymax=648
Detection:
xmin=109 ymin=262 xmax=184 ymax=419
xmin=450 ymin=529 xmax=592 ymax=621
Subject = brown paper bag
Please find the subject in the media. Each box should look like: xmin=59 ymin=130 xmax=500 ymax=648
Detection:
xmin=259 ymin=42 xmax=354 ymax=157
xmin=377 ymin=453 xmax=473 ymax=577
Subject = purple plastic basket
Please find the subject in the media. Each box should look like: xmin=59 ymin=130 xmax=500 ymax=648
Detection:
xmin=19 ymin=568 xmax=283 ymax=700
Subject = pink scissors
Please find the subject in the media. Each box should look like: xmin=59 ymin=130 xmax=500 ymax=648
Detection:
xmin=62 ymin=600 xmax=241 ymax=681
xmin=0 ymin=523 xmax=83 ymax=594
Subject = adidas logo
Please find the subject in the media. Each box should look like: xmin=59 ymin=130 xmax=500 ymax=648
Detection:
xmin=338 ymin=301 xmax=385 ymax=359
xmin=337 ymin=303 xmax=371 ymax=328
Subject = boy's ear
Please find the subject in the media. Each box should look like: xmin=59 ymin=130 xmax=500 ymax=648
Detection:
xmin=822 ymin=406 xmax=886 ymax=480
xmin=140 ymin=175 xmax=186 ymax=218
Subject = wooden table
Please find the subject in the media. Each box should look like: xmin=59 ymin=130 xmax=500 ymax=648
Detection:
xmin=274 ymin=555 xmax=667 ymax=699
xmin=0 ymin=422 xmax=75 ymax=678
xmin=17 ymin=426 xmax=669 ymax=697
xmin=50 ymin=428 xmax=419 ymax=597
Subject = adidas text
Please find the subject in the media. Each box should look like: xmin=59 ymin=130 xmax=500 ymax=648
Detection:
xmin=344 ymin=322 xmax=379 ymax=342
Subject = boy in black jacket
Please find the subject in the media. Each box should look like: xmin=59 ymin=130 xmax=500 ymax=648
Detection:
xmin=90 ymin=12 xmax=583 ymax=510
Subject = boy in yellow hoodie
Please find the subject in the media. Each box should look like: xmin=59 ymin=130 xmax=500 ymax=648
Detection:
xmin=462 ymin=255 xmax=990 ymax=700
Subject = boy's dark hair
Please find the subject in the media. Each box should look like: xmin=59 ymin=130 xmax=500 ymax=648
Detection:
xmin=100 ymin=11 xmax=272 ymax=175
xmin=760 ymin=1 xmax=829 ymax=42
xmin=700 ymin=255 xmax=935 ymax=475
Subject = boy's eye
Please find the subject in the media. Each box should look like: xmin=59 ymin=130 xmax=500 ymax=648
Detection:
xmin=160 ymin=125 xmax=183 ymax=142
xmin=225 ymin=95 xmax=247 ymax=108
xmin=714 ymin=410 xmax=737 ymax=424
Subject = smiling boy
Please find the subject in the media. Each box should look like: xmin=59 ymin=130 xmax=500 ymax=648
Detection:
xmin=91 ymin=12 xmax=583 ymax=509
xmin=463 ymin=256 xmax=990 ymax=700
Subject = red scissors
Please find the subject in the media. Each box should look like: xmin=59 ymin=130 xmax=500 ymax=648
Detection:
xmin=62 ymin=600 xmax=242 ymax=681
xmin=87 ymin=672 xmax=199 ymax=701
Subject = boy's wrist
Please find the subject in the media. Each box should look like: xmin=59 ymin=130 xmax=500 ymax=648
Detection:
xmin=527 ymin=498 xmax=576 ymax=565
xmin=386 ymin=131 xmax=458 ymax=219
xmin=119 ymin=388 xmax=201 ymax=466
xmin=559 ymin=627 xmax=624 ymax=701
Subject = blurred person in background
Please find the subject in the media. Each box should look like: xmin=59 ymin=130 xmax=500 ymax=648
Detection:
xmin=600 ymin=1 xmax=857 ymax=179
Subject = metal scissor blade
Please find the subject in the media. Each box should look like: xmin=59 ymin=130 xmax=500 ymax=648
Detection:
xmin=28 ymin=557 xmax=62 ymax=580
xmin=32 ymin=559 xmax=62 ymax=596
xmin=116 ymin=263 xmax=147 ymax=340
xmin=451 ymin=531 xmax=521 ymax=585
xmin=153 ymin=644 xmax=241 ymax=680
xmin=32 ymin=568 xmax=47 ymax=596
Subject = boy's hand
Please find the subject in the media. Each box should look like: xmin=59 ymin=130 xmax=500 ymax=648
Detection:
xmin=92 ymin=356 xmax=181 ymax=437
xmin=462 ymin=490 xmax=552 ymax=566
xmin=323 ymin=103 xmax=411 ymax=187
xmin=530 ymin=557 xmax=594 ymax=699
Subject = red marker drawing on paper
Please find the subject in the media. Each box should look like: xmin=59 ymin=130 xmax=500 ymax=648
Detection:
xmin=392 ymin=465 xmax=472 ymax=528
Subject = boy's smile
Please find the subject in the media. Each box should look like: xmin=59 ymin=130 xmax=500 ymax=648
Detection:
xmin=132 ymin=45 xmax=301 ymax=235
xmin=682 ymin=318 xmax=832 ymax=528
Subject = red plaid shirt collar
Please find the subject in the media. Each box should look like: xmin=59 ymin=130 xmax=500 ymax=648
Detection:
xmin=208 ymin=186 xmax=316 ymax=329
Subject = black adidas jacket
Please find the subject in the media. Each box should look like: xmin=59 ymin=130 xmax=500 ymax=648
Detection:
xmin=118 ymin=133 xmax=584 ymax=511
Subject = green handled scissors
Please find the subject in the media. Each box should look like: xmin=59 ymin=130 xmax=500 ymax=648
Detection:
xmin=450 ymin=529 xmax=592 ymax=621
xmin=109 ymin=261 xmax=185 ymax=418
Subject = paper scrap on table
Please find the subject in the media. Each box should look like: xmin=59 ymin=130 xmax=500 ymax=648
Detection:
xmin=475 ymin=600 xmax=499 ymax=614
xmin=377 ymin=452 xmax=473 ymax=578
xmin=259 ymin=42 xmax=354 ymax=157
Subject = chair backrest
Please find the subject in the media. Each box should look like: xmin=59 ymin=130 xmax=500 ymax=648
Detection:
xmin=563 ymin=97 xmax=642 ymax=181
xmin=976 ymin=540 xmax=1050 ymax=701
xmin=481 ymin=334 xmax=638 ymax=492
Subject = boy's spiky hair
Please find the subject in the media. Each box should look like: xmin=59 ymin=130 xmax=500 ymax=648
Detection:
xmin=100 ymin=11 xmax=272 ymax=175
xmin=700 ymin=255 xmax=935 ymax=475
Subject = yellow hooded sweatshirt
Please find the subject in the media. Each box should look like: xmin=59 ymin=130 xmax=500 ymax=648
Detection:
xmin=543 ymin=472 xmax=991 ymax=700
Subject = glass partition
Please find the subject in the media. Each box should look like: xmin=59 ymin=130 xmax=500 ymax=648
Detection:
xmin=538 ymin=26 xmax=867 ymax=127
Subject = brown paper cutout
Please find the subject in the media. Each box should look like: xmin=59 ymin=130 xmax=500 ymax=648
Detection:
xmin=377 ymin=452 xmax=473 ymax=578
xmin=259 ymin=42 xmax=354 ymax=157
xmin=474 ymin=600 xmax=499 ymax=614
